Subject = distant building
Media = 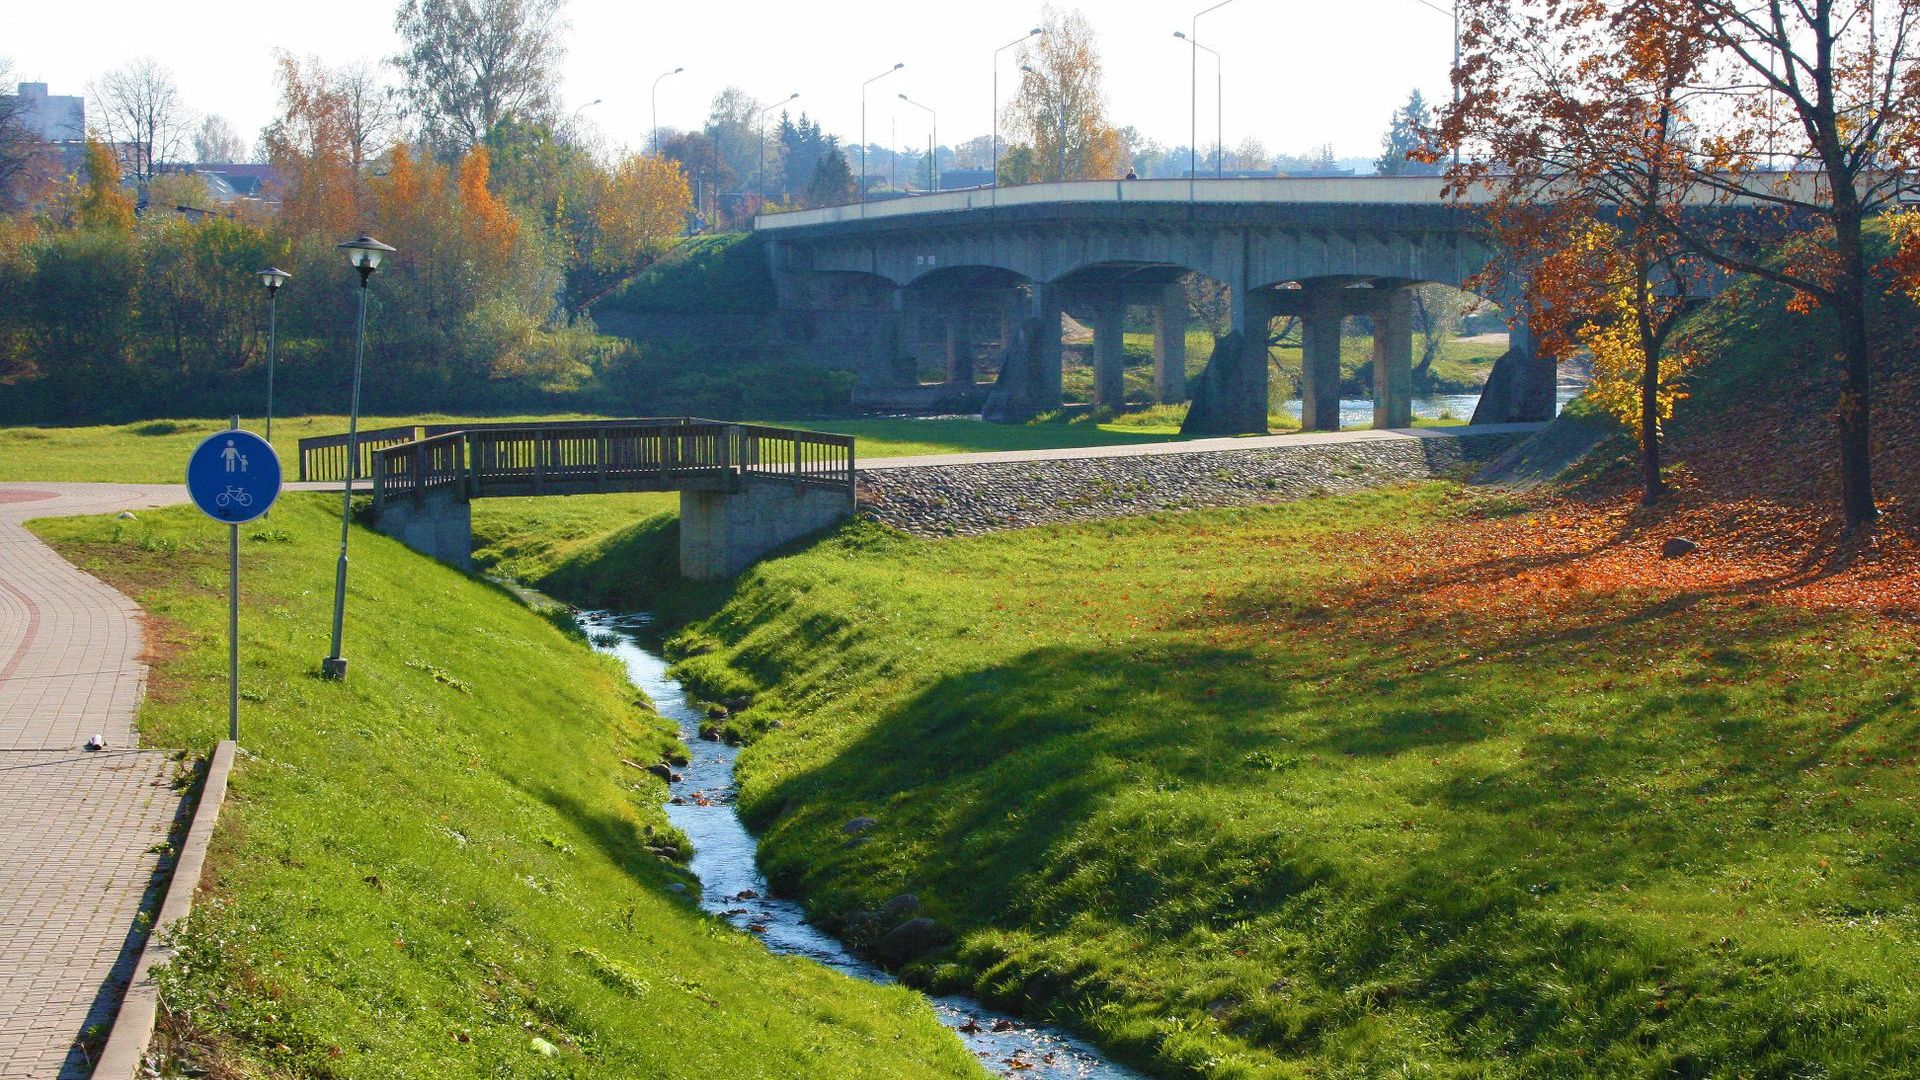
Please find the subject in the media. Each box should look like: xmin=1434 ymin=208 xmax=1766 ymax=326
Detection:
xmin=12 ymin=82 xmax=85 ymax=142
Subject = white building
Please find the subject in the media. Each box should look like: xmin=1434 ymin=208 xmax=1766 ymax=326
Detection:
xmin=13 ymin=83 xmax=85 ymax=142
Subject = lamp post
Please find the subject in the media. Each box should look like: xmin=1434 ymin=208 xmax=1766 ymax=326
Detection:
xmin=860 ymin=63 xmax=905 ymax=207
xmin=1407 ymin=0 xmax=1461 ymax=168
xmin=992 ymin=27 xmax=1043 ymax=200
xmin=898 ymin=93 xmax=937 ymax=192
xmin=758 ymin=92 xmax=801 ymax=204
xmin=322 ymin=233 xmax=395 ymax=682
xmin=1189 ymin=0 xmax=1239 ymax=201
xmin=1173 ymin=33 xmax=1223 ymax=178
xmin=651 ymin=67 xmax=684 ymax=154
xmin=255 ymin=267 xmax=290 ymax=443
xmin=570 ymin=98 xmax=603 ymax=129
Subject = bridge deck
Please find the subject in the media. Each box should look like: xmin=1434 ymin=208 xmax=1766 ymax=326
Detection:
xmin=290 ymin=420 xmax=856 ymax=509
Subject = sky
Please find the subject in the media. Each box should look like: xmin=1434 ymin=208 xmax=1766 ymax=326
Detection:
xmin=8 ymin=0 xmax=1457 ymax=163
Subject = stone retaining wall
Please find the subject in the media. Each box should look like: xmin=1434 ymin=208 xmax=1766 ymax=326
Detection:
xmin=857 ymin=432 xmax=1529 ymax=537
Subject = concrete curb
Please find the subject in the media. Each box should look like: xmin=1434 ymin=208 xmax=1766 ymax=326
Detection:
xmin=91 ymin=740 xmax=236 ymax=1080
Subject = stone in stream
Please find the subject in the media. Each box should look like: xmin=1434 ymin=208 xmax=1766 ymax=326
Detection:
xmin=872 ymin=917 xmax=945 ymax=965
xmin=646 ymin=763 xmax=675 ymax=783
xmin=707 ymin=704 xmax=730 ymax=720
xmin=877 ymin=893 xmax=920 ymax=922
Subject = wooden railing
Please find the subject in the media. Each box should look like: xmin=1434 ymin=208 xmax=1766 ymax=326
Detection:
xmin=365 ymin=419 xmax=857 ymax=506
xmin=297 ymin=426 xmax=422 ymax=482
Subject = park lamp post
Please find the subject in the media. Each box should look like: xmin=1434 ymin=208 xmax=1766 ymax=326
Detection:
xmin=860 ymin=63 xmax=905 ymax=206
xmin=992 ymin=27 xmax=1044 ymax=199
xmin=898 ymin=93 xmax=937 ymax=191
xmin=651 ymin=67 xmax=684 ymax=155
xmin=758 ymin=92 xmax=801 ymax=205
xmin=322 ymin=233 xmax=396 ymax=682
xmin=1173 ymin=33 xmax=1223 ymax=179
xmin=256 ymin=267 xmax=290 ymax=443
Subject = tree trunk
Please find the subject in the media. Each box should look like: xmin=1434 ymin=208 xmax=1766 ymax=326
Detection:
xmin=1639 ymin=343 xmax=1663 ymax=504
xmin=1832 ymin=204 xmax=1878 ymax=528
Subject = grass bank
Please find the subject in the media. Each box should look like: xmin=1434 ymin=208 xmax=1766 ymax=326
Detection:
xmin=642 ymin=488 xmax=1920 ymax=1077
xmin=30 ymin=496 xmax=984 ymax=1079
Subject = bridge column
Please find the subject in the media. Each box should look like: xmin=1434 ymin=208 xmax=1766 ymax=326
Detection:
xmin=1371 ymin=287 xmax=1414 ymax=429
xmin=945 ymin=304 xmax=974 ymax=385
xmin=1092 ymin=293 xmax=1127 ymax=410
xmin=1300 ymin=285 xmax=1345 ymax=431
xmin=1152 ymin=283 xmax=1187 ymax=404
xmin=1034 ymin=285 xmax=1065 ymax=409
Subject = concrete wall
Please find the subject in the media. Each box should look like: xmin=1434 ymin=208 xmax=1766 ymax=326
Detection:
xmin=680 ymin=483 xmax=856 ymax=581
xmin=373 ymin=487 xmax=474 ymax=570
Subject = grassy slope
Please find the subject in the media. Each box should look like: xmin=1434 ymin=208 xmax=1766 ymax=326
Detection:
xmin=30 ymin=496 xmax=983 ymax=1080
xmin=657 ymin=493 xmax=1919 ymax=1078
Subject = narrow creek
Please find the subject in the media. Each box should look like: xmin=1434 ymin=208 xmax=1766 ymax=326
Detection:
xmin=579 ymin=610 xmax=1151 ymax=1080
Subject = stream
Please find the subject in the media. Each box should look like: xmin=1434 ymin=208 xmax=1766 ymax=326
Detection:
xmin=579 ymin=610 xmax=1151 ymax=1080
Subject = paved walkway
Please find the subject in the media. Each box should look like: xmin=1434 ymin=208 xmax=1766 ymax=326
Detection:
xmin=0 ymin=484 xmax=191 ymax=1080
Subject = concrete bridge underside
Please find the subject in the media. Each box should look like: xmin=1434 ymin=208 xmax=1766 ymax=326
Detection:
xmin=757 ymin=179 xmax=1553 ymax=434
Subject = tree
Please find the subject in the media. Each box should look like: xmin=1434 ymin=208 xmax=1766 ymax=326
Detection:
xmin=338 ymin=62 xmax=400 ymax=170
xmin=1006 ymin=6 xmax=1123 ymax=182
xmin=569 ymin=152 xmax=692 ymax=304
xmin=1377 ymin=89 xmax=1442 ymax=176
xmin=90 ymin=57 xmax=189 ymax=183
xmin=0 ymin=60 xmax=49 ymax=207
xmin=1410 ymin=284 xmax=1478 ymax=382
xmin=393 ymin=0 xmax=567 ymax=154
xmin=805 ymin=145 xmax=855 ymax=208
xmin=260 ymin=53 xmax=359 ymax=242
xmin=73 ymin=138 xmax=135 ymax=232
xmin=1644 ymin=0 xmax=1920 ymax=526
xmin=1443 ymin=0 xmax=1713 ymax=504
xmin=193 ymin=115 xmax=245 ymax=163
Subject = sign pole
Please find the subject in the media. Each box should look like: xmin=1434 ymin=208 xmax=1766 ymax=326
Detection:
xmin=228 ymin=416 xmax=240 ymax=744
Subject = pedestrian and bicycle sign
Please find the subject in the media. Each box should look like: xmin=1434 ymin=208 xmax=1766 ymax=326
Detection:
xmin=187 ymin=424 xmax=282 ymax=744
xmin=187 ymin=429 xmax=281 ymax=524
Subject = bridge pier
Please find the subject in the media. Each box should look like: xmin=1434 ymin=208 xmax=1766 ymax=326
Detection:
xmin=1035 ymin=285 xmax=1065 ymax=409
xmin=1153 ymin=283 xmax=1188 ymax=404
xmin=944 ymin=306 xmax=974 ymax=386
xmin=1299 ymin=284 xmax=1344 ymax=432
xmin=1371 ymin=287 xmax=1414 ymax=429
xmin=1091 ymin=294 xmax=1127 ymax=410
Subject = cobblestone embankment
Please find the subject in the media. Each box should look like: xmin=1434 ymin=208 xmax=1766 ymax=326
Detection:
xmin=857 ymin=431 xmax=1530 ymax=537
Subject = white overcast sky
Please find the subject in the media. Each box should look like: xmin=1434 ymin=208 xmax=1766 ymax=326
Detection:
xmin=9 ymin=0 xmax=1456 ymax=161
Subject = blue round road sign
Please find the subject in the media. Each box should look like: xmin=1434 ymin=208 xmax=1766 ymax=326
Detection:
xmin=186 ymin=429 xmax=282 ymax=524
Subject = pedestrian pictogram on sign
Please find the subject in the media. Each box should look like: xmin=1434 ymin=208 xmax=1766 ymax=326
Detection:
xmin=187 ymin=429 xmax=281 ymax=525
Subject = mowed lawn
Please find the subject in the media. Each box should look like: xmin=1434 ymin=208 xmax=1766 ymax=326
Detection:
xmin=642 ymin=486 xmax=1920 ymax=1078
xmin=29 ymin=496 xmax=986 ymax=1079
xmin=0 ymin=412 xmax=1200 ymax=484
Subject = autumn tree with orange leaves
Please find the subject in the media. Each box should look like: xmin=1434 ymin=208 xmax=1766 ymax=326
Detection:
xmin=1005 ymin=6 xmax=1124 ymax=183
xmin=1441 ymin=0 xmax=1717 ymax=504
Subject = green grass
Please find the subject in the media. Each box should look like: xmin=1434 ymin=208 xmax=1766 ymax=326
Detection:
xmin=626 ymin=489 xmax=1920 ymax=1078
xmin=28 ymin=496 xmax=986 ymax=1079
xmin=0 ymin=412 xmax=1211 ymax=484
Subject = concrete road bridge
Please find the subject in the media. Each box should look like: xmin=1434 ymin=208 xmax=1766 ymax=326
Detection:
xmin=754 ymin=176 xmax=1747 ymax=435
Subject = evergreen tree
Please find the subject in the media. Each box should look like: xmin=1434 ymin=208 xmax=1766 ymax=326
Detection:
xmin=803 ymin=143 xmax=855 ymax=208
xmin=1376 ymin=90 xmax=1442 ymax=176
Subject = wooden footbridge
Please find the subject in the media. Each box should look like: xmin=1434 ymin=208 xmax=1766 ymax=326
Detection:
xmin=297 ymin=419 xmax=856 ymax=579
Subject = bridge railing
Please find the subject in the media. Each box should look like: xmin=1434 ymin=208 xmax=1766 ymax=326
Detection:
xmin=370 ymin=431 xmax=465 ymax=509
xmin=365 ymin=419 xmax=857 ymax=505
xmin=297 ymin=426 xmax=421 ymax=482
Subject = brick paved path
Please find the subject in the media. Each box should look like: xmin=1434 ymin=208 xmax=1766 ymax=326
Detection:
xmin=0 ymin=484 xmax=190 ymax=1079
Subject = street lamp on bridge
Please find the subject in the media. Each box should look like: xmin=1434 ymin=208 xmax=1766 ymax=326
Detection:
xmin=860 ymin=63 xmax=905 ymax=208
xmin=650 ymin=67 xmax=684 ymax=155
xmin=1405 ymin=0 xmax=1462 ymax=169
xmin=758 ymin=92 xmax=801 ymax=203
xmin=1173 ymin=32 xmax=1223 ymax=179
xmin=898 ymin=93 xmax=938 ymax=192
xmin=992 ymin=27 xmax=1043 ymax=201
xmin=254 ymin=267 xmax=290 ymax=443
xmin=1188 ymin=0 xmax=1240 ymax=201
